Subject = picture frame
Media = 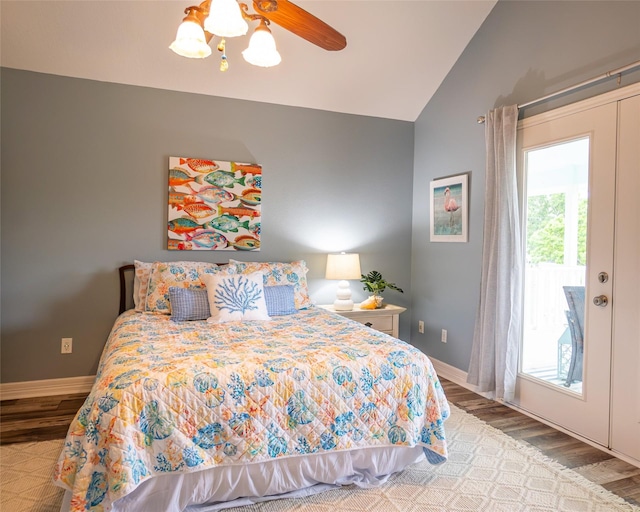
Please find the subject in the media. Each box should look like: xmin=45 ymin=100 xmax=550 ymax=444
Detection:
xmin=167 ymin=156 xmax=262 ymax=251
xmin=430 ymin=173 xmax=468 ymax=242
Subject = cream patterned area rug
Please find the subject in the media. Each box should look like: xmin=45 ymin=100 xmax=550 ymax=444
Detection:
xmin=1 ymin=405 xmax=637 ymax=512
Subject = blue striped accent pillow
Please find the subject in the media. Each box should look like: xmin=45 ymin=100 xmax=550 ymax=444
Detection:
xmin=264 ymin=285 xmax=297 ymax=316
xmin=168 ymin=287 xmax=210 ymax=322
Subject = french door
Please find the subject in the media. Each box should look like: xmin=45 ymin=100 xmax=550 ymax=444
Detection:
xmin=610 ymin=93 xmax=640 ymax=463
xmin=512 ymin=99 xmax=618 ymax=445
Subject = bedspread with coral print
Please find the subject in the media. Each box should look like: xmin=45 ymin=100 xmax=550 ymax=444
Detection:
xmin=53 ymin=307 xmax=449 ymax=511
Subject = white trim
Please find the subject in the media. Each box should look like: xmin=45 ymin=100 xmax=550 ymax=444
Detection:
xmin=0 ymin=375 xmax=95 ymax=400
xmin=518 ymin=81 xmax=640 ymax=129
xmin=429 ymin=357 xmax=495 ymax=400
xmin=429 ymin=356 xmax=640 ymax=469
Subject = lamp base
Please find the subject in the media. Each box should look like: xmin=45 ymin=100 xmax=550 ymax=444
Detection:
xmin=334 ymin=280 xmax=354 ymax=311
xmin=333 ymin=298 xmax=355 ymax=311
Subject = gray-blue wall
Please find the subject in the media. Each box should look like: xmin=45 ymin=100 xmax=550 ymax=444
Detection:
xmin=3 ymin=1 xmax=639 ymax=385
xmin=410 ymin=0 xmax=640 ymax=370
xmin=1 ymin=70 xmax=414 ymax=382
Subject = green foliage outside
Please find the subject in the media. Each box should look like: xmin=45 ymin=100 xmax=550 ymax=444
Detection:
xmin=526 ymin=193 xmax=587 ymax=265
xmin=576 ymin=199 xmax=587 ymax=265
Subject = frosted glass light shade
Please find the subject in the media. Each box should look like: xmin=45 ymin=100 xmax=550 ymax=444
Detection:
xmin=242 ymin=22 xmax=281 ymax=67
xmin=204 ymin=0 xmax=248 ymax=37
xmin=170 ymin=20 xmax=212 ymax=58
xmin=326 ymin=253 xmax=361 ymax=311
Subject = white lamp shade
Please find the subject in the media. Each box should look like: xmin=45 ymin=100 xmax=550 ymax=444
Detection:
xmin=325 ymin=253 xmax=361 ymax=280
xmin=326 ymin=253 xmax=361 ymax=311
xmin=204 ymin=0 xmax=248 ymax=37
xmin=169 ymin=20 xmax=212 ymax=58
xmin=242 ymin=24 xmax=281 ymax=67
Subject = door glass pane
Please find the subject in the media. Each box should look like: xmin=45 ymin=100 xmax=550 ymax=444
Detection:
xmin=521 ymin=138 xmax=588 ymax=394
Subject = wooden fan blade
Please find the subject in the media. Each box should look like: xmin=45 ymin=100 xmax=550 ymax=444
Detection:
xmin=253 ymin=0 xmax=346 ymax=51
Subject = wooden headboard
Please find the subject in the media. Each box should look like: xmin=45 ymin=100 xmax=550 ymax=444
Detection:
xmin=119 ymin=264 xmax=135 ymax=315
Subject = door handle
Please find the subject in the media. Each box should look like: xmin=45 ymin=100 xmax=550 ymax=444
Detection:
xmin=593 ymin=295 xmax=608 ymax=307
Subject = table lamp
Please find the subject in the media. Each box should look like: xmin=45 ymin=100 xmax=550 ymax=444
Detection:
xmin=325 ymin=252 xmax=361 ymax=311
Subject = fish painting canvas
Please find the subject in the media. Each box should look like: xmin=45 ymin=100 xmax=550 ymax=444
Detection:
xmin=168 ymin=157 xmax=262 ymax=251
xmin=429 ymin=173 xmax=468 ymax=242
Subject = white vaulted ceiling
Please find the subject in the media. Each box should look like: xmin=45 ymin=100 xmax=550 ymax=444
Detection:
xmin=0 ymin=1 xmax=496 ymax=121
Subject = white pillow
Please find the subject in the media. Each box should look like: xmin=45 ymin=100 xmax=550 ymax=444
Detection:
xmin=202 ymin=272 xmax=271 ymax=323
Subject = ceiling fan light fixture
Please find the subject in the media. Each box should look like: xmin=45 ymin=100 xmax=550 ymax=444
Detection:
xmin=242 ymin=19 xmax=281 ymax=68
xmin=170 ymin=0 xmax=346 ymax=71
xmin=204 ymin=0 xmax=248 ymax=38
xmin=170 ymin=12 xmax=212 ymax=58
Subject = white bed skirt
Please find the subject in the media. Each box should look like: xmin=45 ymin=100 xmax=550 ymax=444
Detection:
xmin=60 ymin=446 xmax=426 ymax=511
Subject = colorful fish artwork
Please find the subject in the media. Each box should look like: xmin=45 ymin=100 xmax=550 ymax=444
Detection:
xmin=168 ymin=217 xmax=201 ymax=235
xmin=231 ymin=162 xmax=262 ymax=175
xmin=188 ymin=184 xmax=236 ymax=205
xmin=218 ymin=204 xmax=260 ymax=218
xmin=239 ymin=188 xmax=261 ymax=207
xmin=180 ymin=158 xmax=219 ymax=174
xmin=195 ymin=171 xmax=246 ymax=189
xmin=168 ymin=157 xmax=261 ymax=251
xmin=181 ymin=202 xmax=216 ymax=220
xmin=169 ymin=168 xmax=194 ymax=187
xmin=246 ymin=175 xmax=262 ymax=190
xmin=231 ymin=235 xmax=260 ymax=250
xmin=168 ymin=239 xmax=193 ymax=250
xmin=184 ymin=229 xmax=228 ymax=249
xmin=169 ymin=187 xmax=200 ymax=207
xmin=205 ymin=214 xmax=250 ymax=233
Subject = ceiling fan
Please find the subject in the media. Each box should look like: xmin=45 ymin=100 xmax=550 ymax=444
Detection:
xmin=253 ymin=0 xmax=346 ymax=51
xmin=170 ymin=0 xmax=347 ymax=71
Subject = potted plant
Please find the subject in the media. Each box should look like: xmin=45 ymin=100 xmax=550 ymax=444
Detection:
xmin=360 ymin=270 xmax=404 ymax=309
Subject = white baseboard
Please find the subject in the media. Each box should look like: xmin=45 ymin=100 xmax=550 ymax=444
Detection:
xmin=0 ymin=375 xmax=95 ymax=400
xmin=429 ymin=357 xmax=495 ymax=400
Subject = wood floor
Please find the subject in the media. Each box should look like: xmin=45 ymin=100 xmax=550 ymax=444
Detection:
xmin=440 ymin=379 xmax=640 ymax=507
xmin=1 ymin=379 xmax=639 ymax=506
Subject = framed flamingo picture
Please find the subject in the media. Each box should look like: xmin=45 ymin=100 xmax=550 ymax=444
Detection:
xmin=429 ymin=173 xmax=468 ymax=242
xmin=167 ymin=156 xmax=262 ymax=251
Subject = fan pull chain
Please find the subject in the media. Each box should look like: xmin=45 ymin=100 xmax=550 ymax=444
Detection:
xmin=217 ymin=38 xmax=229 ymax=72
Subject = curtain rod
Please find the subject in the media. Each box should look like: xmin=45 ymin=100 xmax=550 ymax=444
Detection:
xmin=476 ymin=59 xmax=640 ymax=124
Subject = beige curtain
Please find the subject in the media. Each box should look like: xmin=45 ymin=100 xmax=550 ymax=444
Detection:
xmin=467 ymin=105 xmax=521 ymax=401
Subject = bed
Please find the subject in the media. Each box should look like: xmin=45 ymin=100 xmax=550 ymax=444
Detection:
xmin=54 ymin=260 xmax=449 ymax=511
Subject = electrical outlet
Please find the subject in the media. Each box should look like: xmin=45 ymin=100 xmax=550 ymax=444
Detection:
xmin=441 ymin=329 xmax=447 ymax=343
xmin=61 ymin=338 xmax=73 ymax=354
xmin=418 ymin=320 xmax=425 ymax=334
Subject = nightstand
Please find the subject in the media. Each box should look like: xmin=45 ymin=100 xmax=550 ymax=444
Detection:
xmin=318 ymin=303 xmax=406 ymax=338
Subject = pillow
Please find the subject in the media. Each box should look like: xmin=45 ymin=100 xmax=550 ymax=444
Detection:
xmin=145 ymin=261 xmax=234 ymax=314
xmin=134 ymin=260 xmax=153 ymax=311
xmin=202 ymin=272 xmax=270 ymax=323
xmin=169 ymin=287 xmax=210 ymax=322
xmin=264 ymin=285 xmax=297 ymax=316
xmin=229 ymin=259 xmax=311 ymax=309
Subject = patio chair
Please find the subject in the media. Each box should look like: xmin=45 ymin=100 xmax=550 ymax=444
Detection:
xmin=563 ymin=285 xmax=585 ymax=387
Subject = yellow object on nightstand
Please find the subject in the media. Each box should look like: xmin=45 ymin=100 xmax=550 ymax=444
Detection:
xmin=318 ymin=303 xmax=406 ymax=338
xmin=360 ymin=295 xmax=384 ymax=309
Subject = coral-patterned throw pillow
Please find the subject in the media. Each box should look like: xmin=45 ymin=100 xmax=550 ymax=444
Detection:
xmin=229 ymin=259 xmax=311 ymax=309
xmin=202 ymin=272 xmax=270 ymax=323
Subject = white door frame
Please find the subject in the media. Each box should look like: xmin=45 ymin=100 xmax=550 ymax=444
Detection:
xmin=510 ymin=82 xmax=640 ymax=446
